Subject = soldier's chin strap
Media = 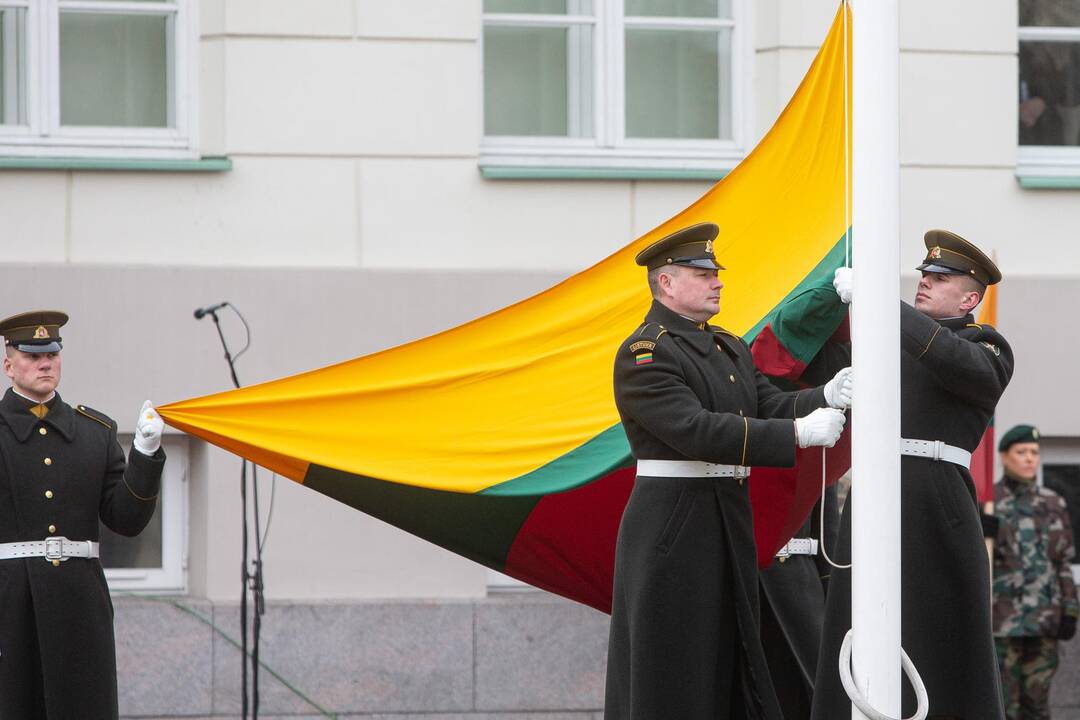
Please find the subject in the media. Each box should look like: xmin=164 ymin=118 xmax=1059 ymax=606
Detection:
xmin=839 ymin=629 xmax=929 ymax=720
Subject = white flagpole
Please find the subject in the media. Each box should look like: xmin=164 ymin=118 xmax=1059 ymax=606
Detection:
xmin=850 ymin=0 xmax=903 ymax=718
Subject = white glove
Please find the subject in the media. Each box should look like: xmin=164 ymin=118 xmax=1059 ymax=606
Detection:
xmin=133 ymin=400 xmax=164 ymax=456
xmin=833 ymin=267 xmax=853 ymax=304
xmin=824 ymin=366 xmax=853 ymax=410
xmin=795 ymin=407 xmax=846 ymax=449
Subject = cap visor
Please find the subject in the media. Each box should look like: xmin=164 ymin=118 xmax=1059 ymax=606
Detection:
xmin=675 ymin=258 xmax=724 ymax=270
xmin=15 ymin=341 xmax=62 ymax=353
xmin=915 ymin=262 xmax=964 ymax=276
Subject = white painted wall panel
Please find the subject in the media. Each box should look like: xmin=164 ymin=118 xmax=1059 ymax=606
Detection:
xmin=68 ymin=158 xmax=358 ymax=266
xmin=0 ymin=174 xmax=69 ymax=262
xmin=222 ymin=0 xmax=353 ymax=38
xmin=753 ymin=48 xmax=818 ymax=141
xmin=225 ymin=39 xmax=480 ymax=157
xmin=755 ymin=0 xmax=834 ymax=51
xmin=901 ymin=0 xmax=1016 ymax=53
xmin=198 ymin=0 xmax=225 ymax=37
xmin=358 ymin=159 xmax=633 ymax=271
xmin=901 ymin=53 xmax=1016 ymax=168
xmin=199 ymin=39 xmax=226 ymax=157
xmin=630 ymin=181 xmax=716 ymax=238
xmin=901 ymin=166 xmax=1080 ymax=276
xmin=356 ymin=0 xmax=480 ymax=41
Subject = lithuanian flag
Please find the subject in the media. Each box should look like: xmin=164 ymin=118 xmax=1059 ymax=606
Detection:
xmin=159 ymin=6 xmax=852 ymax=614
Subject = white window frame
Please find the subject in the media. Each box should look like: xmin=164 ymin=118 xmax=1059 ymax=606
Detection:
xmin=1017 ymin=23 xmax=1080 ymax=180
xmin=0 ymin=0 xmax=198 ymax=159
xmin=105 ymin=434 xmax=188 ymax=594
xmin=480 ymin=0 xmax=753 ymax=173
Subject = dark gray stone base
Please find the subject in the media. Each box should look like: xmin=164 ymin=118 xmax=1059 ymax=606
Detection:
xmin=115 ymin=593 xmax=609 ymax=719
xmin=114 ymin=593 xmax=1080 ymax=718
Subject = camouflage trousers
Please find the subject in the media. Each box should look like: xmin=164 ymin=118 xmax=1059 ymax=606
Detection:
xmin=995 ymin=636 xmax=1059 ymax=720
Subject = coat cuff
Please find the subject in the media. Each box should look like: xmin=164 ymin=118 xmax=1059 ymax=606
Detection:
xmin=124 ymin=445 xmax=166 ymax=500
xmin=744 ymin=417 xmax=798 ymax=467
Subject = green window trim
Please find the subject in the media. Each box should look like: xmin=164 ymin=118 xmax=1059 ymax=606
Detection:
xmin=480 ymin=165 xmax=729 ymax=181
xmin=0 ymin=156 xmax=232 ymax=172
xmin=1017 ymin=175 xmax=1080 ymax=190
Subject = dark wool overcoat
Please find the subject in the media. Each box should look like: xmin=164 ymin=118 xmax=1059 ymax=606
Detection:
xmin=0 ymin=389 xmax=165 ymax=720
xmin=758 ymin=490 xmax=839 ymax=720
xmin=811 ymin=304 xmax=1013 ymax=720
xmin=605 ymin=300 xmax=829 ymax=720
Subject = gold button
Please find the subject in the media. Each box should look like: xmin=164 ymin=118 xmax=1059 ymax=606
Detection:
xmin=729 ymin=374 xmax=736 ymax=383
xmin=43 ymin=457 xmax=52 ymax=466
xmin=48 ymin=525 xmax=56 ymax=534
xmin=44 ymin=490 xmax=53 ymax=499
xmin=38 ymin=427 xmax=47 ymax=435
xmin=52 ymin=559 xmax=60 ymax=567
xmin=779 ymin=556 xmax=787 ymax=564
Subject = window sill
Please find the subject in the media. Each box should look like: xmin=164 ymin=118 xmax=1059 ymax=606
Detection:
xmin=479 ymin=141 xmax=743 ymax=181
xmin=0 ymin=155 xmax=232 ymax=172
xmin=1016 ymin=174 xmax=1080 ymax=189
xmin=481 ymin=165 xmax=729 ymax=180
xmin=1016 ymin=147 xmax=1080 ymax=189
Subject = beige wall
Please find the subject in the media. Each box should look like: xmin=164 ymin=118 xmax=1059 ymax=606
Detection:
xmin=1 ymin=0 xmax=1077 ymax=602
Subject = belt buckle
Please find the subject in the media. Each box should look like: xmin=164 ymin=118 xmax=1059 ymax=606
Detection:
xmin=932 ymin=440 xmax=944 ymax=461
xmin=734 ymin=466 xmax=749 ymax=480
xmin=44 ymin=537 xmax=64 ymax=562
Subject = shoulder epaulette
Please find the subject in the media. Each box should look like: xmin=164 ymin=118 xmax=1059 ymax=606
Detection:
xmin=627 ymin=322 xmax=666 ymax=357
xmin=635 ymin=322 xmax=668 ymax=342
xmin=75 ymin=404 xmax=113 ymax=430
xmin=712 ymin=327 xmax=742 ymax=341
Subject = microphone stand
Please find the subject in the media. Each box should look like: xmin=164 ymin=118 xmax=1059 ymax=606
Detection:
xmin=203 ymin=307 xmax=264 ymax=719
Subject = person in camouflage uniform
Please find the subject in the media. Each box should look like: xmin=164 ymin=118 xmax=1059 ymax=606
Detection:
xmin=993 ymin=423 xmax=1079 ymax=720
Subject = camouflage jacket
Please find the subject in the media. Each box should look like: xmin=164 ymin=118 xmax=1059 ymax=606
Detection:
xmin=992 ymin=475 xmax=1079 ymax=637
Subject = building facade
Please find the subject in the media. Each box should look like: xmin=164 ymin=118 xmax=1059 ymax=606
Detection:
xmin=1 ymin=0 xmax=1078 ymax=717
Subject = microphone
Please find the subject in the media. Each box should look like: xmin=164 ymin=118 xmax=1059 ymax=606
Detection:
xmin=194 ymin=302 xmax=228 ymax=320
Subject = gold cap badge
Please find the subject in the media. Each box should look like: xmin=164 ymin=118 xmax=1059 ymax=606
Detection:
xmin=33 ymin=326 xmax=49 ymax=339
xmin=929 ymin=246 xmax=942 ymax=260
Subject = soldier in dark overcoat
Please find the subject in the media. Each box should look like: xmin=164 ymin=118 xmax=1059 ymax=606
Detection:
xmin=811 ymin=230 xmax=1014 ymax=720
xmin=0 ymin=310 xmax=166 ymax=720
xmin=604 ymin=223 xmax=853 ymax=720
xmin=755 ymin=295 xmax=848 ymax=720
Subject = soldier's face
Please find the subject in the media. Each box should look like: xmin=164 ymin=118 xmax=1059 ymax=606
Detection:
xmin=660 ymin=266 xmax=723 ymax=322
xmin=914 ymin=271 xmax=981 ymax=319
xmin=3 ymin=350 xmax=62 ymax=401
xmin=1001 ymin=442 xmax=1040 ymax=482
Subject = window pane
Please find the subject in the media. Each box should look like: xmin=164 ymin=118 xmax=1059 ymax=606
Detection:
xmin=0 ymin=7 xmax=28 ymax=125
xmin=484 ymin=25 xmax=593 ymax=137
xmin=100 ymin=497 xmax=163 ymax=570
xmin=625 ymin=28 xmax=731 ymax=140
xmin=60 ymin=12 xmax=169 ymax=128
xmin=1019 ymin=41 xmax=1080 ymax=146
xmin=1019 ymin=0 xmax=1080 ymax=27
xmin=485 ymin=0 xmax=594 ymax=14
xmin=626 ymin=0 xmax=730 ymax=19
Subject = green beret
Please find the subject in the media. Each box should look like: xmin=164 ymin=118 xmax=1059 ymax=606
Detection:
xmin=998 ymin=424 xmax=1040 ymax=451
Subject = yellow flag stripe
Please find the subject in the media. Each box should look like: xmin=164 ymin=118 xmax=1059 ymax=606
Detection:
xmin=159 ymin=6 xmax=852 ymax=494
